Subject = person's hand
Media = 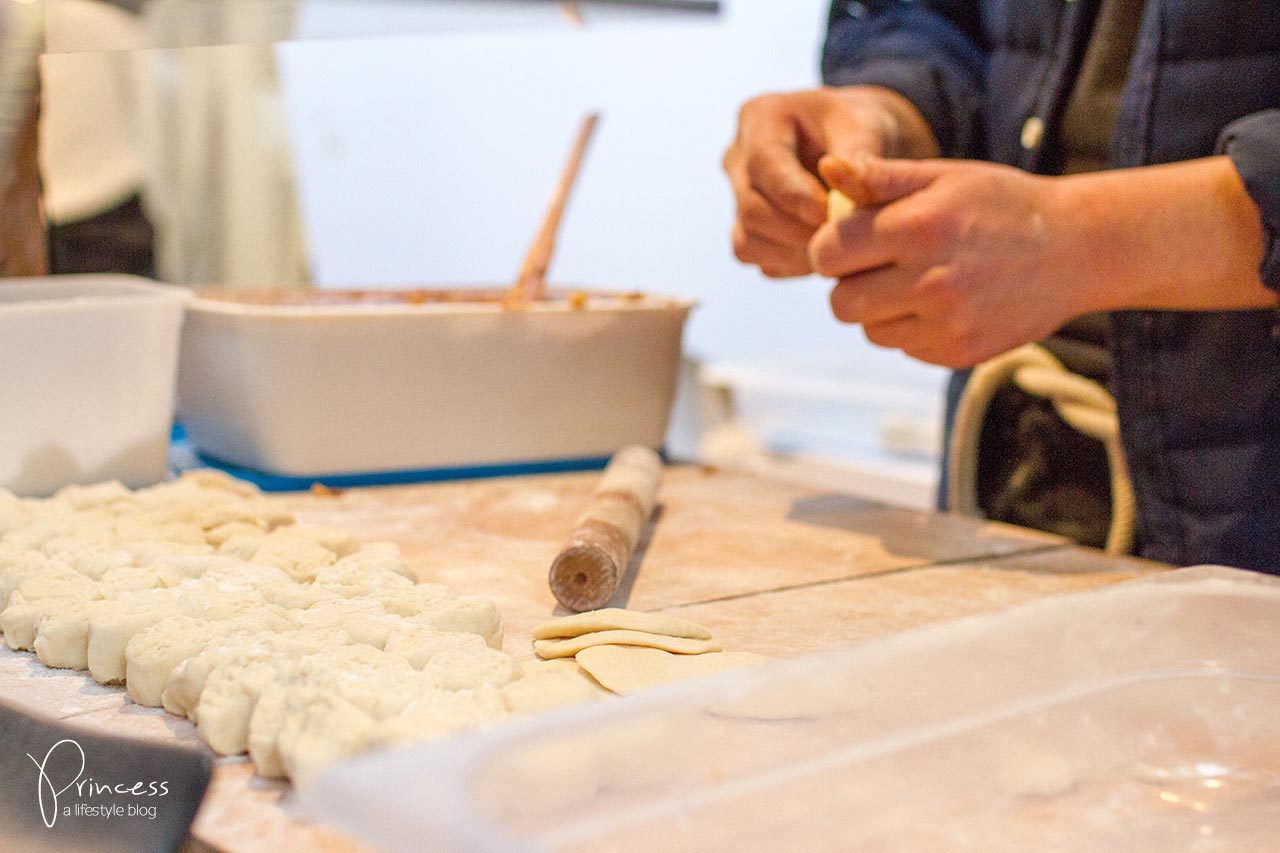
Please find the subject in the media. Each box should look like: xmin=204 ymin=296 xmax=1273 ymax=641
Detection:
xmin=808 ymin=156 xmax=1089 ymax=368
xmin=723 ymin=87 xmax=938 ymax=279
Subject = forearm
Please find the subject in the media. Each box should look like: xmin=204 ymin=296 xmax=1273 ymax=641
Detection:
xmin=1061 ymin=156 xmax=1276 ymax=313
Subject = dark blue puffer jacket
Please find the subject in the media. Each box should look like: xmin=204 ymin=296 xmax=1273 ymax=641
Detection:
xmin=822 ymin=0 xmax=1280 ymax=571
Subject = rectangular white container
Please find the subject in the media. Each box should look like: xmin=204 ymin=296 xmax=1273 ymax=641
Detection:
xmin=176 ymin=289 xmax=694 ymax=477
xmin=299 ymin=566 xmax=1280 ymax=852
xmin=0 ymin=275 xmax=188 ymax=496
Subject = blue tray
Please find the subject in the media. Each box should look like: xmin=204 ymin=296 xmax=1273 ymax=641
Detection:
xmin=169 ymin=424 xmax=617 ymax=493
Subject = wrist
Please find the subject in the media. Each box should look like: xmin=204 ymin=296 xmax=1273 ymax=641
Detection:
xmin=1044 ymin=174 xmax=1127 ymax=317
xmin=1053 ymin=158 xmax=1276 ymax=313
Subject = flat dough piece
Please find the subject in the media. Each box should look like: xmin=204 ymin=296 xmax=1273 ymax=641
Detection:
xmin=534 ymin=631 xmax=720 ymax=660
xmin=532 ymin=608 xmax=712 ymax=641
xmin=575 ymin=646 xmax=768 ymax=695
xmin=500 ymin=660 xmax=609 ymax=715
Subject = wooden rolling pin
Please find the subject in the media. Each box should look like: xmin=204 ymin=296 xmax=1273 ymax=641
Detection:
xmin=549 ymin=446 xmax=663 ymax=612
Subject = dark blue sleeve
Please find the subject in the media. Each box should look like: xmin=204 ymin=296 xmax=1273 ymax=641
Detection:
xmin=823 ymin=1 xmax=987 ymax=158
xmin=1217 ymin=110 xmax=1280 ymax=292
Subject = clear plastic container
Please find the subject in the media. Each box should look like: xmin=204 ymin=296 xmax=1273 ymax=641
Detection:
xmin=0 ymin=275 xmax=188 ymax=496
xmin=297 ymin=566 xmax=1280 ymax=852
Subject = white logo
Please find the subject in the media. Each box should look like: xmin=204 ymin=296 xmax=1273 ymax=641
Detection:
xmin=26 ymin=738 xmax=170 ymax=828
xmin=27 ymin=738 xmax=85 ymax=829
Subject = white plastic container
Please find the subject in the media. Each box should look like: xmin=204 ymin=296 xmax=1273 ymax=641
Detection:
xmin=299 ymin=566 xmax=1280 ymax=852
xmin=176 ymin=289 xmax=694 ymax=477
xmin=0 ymin=275 xmax=188 ymax=496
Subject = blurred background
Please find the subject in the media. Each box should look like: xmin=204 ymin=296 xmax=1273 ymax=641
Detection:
xmin=38 ymin=0 xmax=946 ymax=507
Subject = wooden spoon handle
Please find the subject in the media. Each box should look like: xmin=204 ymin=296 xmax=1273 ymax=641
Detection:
xmin=505 ymin=112 xmax=601 ymax=306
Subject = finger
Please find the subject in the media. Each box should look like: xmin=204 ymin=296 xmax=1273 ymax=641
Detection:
xmin=808 ymin=207 xmax=898 ymax=279
xmin=820 ymin=155 xmax=951 ymax=207
xmin=820 ymin=119 xmax=886 ymax=165
xmin=744 ymin=140 xmax=828 ymax=227
xmin=818 ymin=153 xmax=879 ymax=207
xmin=828 ymin=266 xmax=921 ymax=325
xmin=862 ymin=314 xmax=927 ymax=351
xmin=738 ymin=187 xmax=820 ymax=247
xmin=733 ymin=222 xmax=812 ymax=276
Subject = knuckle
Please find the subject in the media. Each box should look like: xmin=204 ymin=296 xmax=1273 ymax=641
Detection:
xmin=916 ymin=267 xmax=964 ymax=310
xmin=885 ymin=205 xmax=952 ymax=253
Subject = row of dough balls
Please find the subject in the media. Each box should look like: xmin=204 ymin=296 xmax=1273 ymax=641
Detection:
xmin=0 ymin=473 xmax=606 ymax=783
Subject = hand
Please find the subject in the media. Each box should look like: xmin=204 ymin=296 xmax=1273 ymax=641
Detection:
xmin=808 ymin=156 xmax=1087 ymax=368
xmin=723 ymin=87 xmax=938 ymax=279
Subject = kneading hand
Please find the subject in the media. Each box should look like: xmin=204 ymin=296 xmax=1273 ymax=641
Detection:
xmin=723 ymin=87 xmax=939 ymax=279
xmin=809 ymin=153 xmax=1275 ymax=368
xmin=809 ymin=155 xmax=1087 ymax=368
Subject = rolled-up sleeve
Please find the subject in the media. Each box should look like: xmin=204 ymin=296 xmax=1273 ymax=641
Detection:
xmin=822 ymin=1 xmax=987 ymax=158
xmin=1218 ymin=110 xmax=1280 ymax=292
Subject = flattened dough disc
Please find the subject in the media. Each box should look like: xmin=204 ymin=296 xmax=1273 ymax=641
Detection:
xmin=576 ymin=645 xmax=768 ymax=694
xmin=534 ymin=631 xmax=720 ymax=660
xmin=532 ymin=608 xmax=712 ymax=641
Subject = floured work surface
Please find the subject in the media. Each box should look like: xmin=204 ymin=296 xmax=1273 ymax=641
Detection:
xmin=0 ymin=467 xmax=1165 ymax=851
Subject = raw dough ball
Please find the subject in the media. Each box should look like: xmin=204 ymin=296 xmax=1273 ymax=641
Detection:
xmin=119 ymin=539 xmax=214 ymax=565
xmin=311 ymin=559 xmax=412 ymax=598
xmin=421 ymin=646 xmax=521 ymax=691
xmin=196 ymin=659 xmax=284 ymax=755
xmin=383 ymin=625 xmax=488 ymax=669
xmin=216 ymin=532 xmax=270 ymax=561
xmin=401 ymin=597 xmax=504 ymax=649
xmin=534 ymin=631 xmax=721 ymax=660
xmin=575 ymin=646 xmax=768 ymax=695
xmin=248 ymin=646 xmax=418 ymax=777
xmin=0 ymin=551 xmax=65 ymax=608
xmin=84 ymin=590 xmax=183 ymax=683
xmin=148 ymin=554 xmax=247 ymax=580
xmin=171 ymin=469 xmax=263 ymax=499
xmin=259 ymin=581 xmax=342 ymax=611
xmin=287 ymin=525 xmax=360 ymax=558
xmin=330 ymin=542 xmax=414 ymax=579
xmin=33 ymin=600 xmax=94 ymax=669
xmin=248 ymin=535 xmax=337 ymax=583
xmin=375 ymin=583 xmax=452 ymax=617
xmin=41 ymin=538 xmax=134 ymax=579
xmin=532 ymin=608 xmax=712 ymax=641
xmin=51 ymin=481 xmax=134 ymax=510
xmin=163 ymin=628 xmax=347 ymax=719
xmin=203 ymin=521 xmax=265 ymax=548
xmin=363 ymin=686 xmax=508 ymax=753
xmin=276 ymin=689 xmax=378 ymax=783
xmin=2 ymin=573 xmax=101 ymax=649
xmin=97 ymin=565 xmax=182 ymax=597
xmin=124 ymin=609 xmax=296 ymax=706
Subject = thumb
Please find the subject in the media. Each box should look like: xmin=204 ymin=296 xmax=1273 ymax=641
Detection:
xmin=819 ymin=155 xmax=947 ymax=208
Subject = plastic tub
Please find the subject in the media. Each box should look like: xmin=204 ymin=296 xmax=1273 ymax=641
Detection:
xmin=298 ymin=566 xmax=1280 ymax=852
xmin=0 ymin=275 xmax=188 ymax=496
xmin=176 ymin=289 xmax=694 ymax=477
